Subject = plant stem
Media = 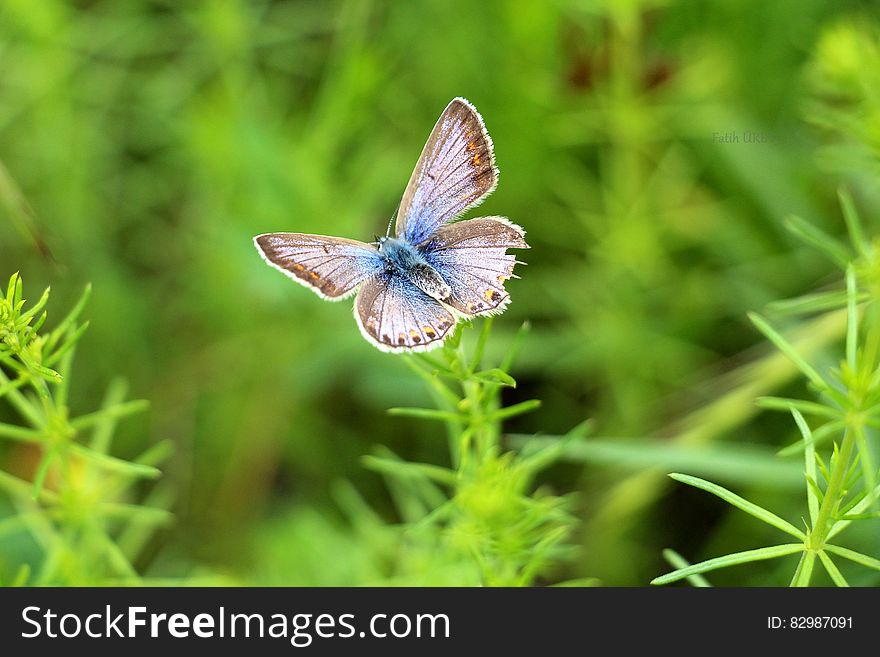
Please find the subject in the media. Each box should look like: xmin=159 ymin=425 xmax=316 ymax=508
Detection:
xmin=810 ymin=428 xmax=856 ymax=550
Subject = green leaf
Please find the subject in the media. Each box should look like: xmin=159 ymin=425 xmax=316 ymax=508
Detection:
xmin=845 ymin=267 xmax=858 ymax=371
xmin=400 ymin=357 xmax=462 ymax=415
xmin=756 ymin=396 xmax=841 ymax=419
xmin=790 ymin=550 xmax=816 ymax=587
xmin=520 ymin=436 xmax=803 ymax=488
xmin=5 ymin=272 xmax=20 ymax=305
xmin=669 ymin=473 xmax=806 ymax=539
xmin=46 ymin=282 xmax=91 ymax=351
xmin=469 ymin=316 xmax=494 ymax=374
xmin=0 ymin=470 xmax=57 ymax=503
xmin=778 ymin=419 xmax=844 ymax=456
xmin=472 ymin=368 xmax=517 ymax=387
xmin=31 ymin=310 xmax=47 ymax=334
xmin=499 ymin=320 xmax=530 ymax=373
xmin=98 ymin=503 xmax=174 ymax=524
xmin=0 ymin=369 xmax=42 ymax=426
xmin=805 ymin=476 xmax=825 ymax=507
xmin=30 ymin=363 xmax=62 ymax=383
xmin=44 ymin=320 xmax=90 ymax=367
xmin=766 ymin=290 xmax=855 ymax=316
xmin=838 ymin=187 xmax=868 ymax=257
xmin=116 ymin=483 xmax=177 ymax=561
xmin=92 ymin=525 xmax=138 ymax=579
xmin=0 ymin=373 xmax=28 ymax=398
xmin=852 ymin=425 xmax=877 ymax=511
xmin=749 ymin=313 xmax=828 ymax=390
xmin=791 ymin=409 xmax=819 ymax=524
xmin=550 ymin=578 xmax=602 ymax=587
xmin=68 ymin=399 xmax=149 ymax=430
xmin=837 ymin=511 xmax=880 ymax=520
xmin=89 ymin=379 xmax=128 ymax=454
xmin=69 ymin=444 xmax=162 ymax=479
xmin=361 ymin=455 xmax=456 ymax=486
xmin=54 ymin=342 xmax=76 ymax=408
xmin=31 ymin=450 xmax=56 ymax=499
xmin=651 ymin=544 xmax=804 ymax=585
xmin=387 ymin=407 xmax=464 ymax=423
xmin=0 ymin=422 xmax=42 ymax=443
xmin=412 ymin=352 xmax=451 ymax=373
xmin=17 ymin=286 xmax=50 ymax=323
xmin=815 ymin=451 xmax=830 ymax=484
xmin=488 ymin=399 xmax=541 ymax=421
xmin=133 ymin=439 xmax=175 ymax=468
xmin=517 ymin=419 xmax=594 ymax=473
xmin=662 ymin=549 xmax=711 ymax=587
xmin=11 ymin=564 xmax=30 ymax=587
xmin=783 ymin=215 xmax=851 ymax=269
xmin=823 ymin=544 xmax=880 ymax=571
xmin=817 ymin=550 xmax=849 ymax=587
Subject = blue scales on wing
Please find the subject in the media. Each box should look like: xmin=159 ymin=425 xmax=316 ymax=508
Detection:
xmin=395 ymin=98 xmax=498 ymax=246
xmin=354 ymin=271 xmax=457 ymax=352
xmin=423 ymin=217 xmax=529 ymax=316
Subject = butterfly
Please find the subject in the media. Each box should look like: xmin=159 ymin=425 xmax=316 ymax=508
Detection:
xmin=254 ymin=97 xmax=529 ymax=352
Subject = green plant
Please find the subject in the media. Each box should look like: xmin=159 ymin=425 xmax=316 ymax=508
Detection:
xmin=365 ymin=319 xmax=585 ymax=586
xmin=0 ymin=273 xmax=172 ymax=585
xmin=653 ymin=190 xmax=880 ymax=586
xmin=805 ymin=20 xmax=880 ymax=179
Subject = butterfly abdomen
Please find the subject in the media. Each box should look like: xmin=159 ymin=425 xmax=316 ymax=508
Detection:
xmin=407 ymin=262 xmax=451 ymax=301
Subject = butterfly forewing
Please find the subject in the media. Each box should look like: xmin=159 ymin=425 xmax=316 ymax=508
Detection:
xmin=254 ymin=233 xmax=383 ymax=300
xmin=355 ymin=273 xmax=457 ymax=351
xmin=396 ymin=98 xmax=498 ymax=245
xmin=424 ymin=217 xmax=529 ymax=316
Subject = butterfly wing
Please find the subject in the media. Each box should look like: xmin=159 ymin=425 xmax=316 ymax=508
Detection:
xmin=254 ymin=233 xmax=384 ymax=300
xmin=355 ymin=271 xmax=457 ymax=352
xmin=395 ymin=98 xmax=498 ymax=245
xmin=423 ymin=216 xmax=529 ymax=316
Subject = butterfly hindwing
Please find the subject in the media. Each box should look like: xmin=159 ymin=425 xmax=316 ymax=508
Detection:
xmin=355 ymin=272 xmax=457 ymax=351
xmin=396 ymin=98 xmax=498 ymax=245
xmin=254 ymin=233 xmax=384 ymax=300
xmin=423 ymin=216 xmax=529 ymax=316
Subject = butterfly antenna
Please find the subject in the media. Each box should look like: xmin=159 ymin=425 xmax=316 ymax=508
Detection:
xmin=385 ymin=203 xmax=400 ymax=237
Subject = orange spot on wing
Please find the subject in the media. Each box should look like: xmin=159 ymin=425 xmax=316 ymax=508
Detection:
xmin=467 ymin=141 xmax=477 ymax=151
xmin=471 ymin=154 xmax=481 ymax=166
xmin=424 ymin=326 xmax=437 ymax=339
xmin=293 ymin=263 xmax=305 ymax=271
xmin=309 ymin=271 xmax=320 ymax=280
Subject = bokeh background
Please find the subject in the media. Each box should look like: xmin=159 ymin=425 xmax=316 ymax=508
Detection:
xmin=1 ymin=0 xmax=879 ymax=585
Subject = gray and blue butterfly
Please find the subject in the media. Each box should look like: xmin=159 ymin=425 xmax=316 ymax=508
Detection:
xmin=254 ymin=97 xmax=529 ymax=352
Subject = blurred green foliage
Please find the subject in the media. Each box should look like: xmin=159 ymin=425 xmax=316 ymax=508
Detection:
xmin=1 ymin=0 xmax=878 ymax=585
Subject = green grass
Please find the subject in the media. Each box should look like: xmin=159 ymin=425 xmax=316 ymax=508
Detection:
xmin=0 ymin=274 xmax=171 ymax=585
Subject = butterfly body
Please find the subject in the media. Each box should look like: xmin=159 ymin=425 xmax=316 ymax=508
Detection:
xmin=254 ymin=97 xmax=529 ymax=352
xmin=377 ymin=236 xmax=451 ymax=302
